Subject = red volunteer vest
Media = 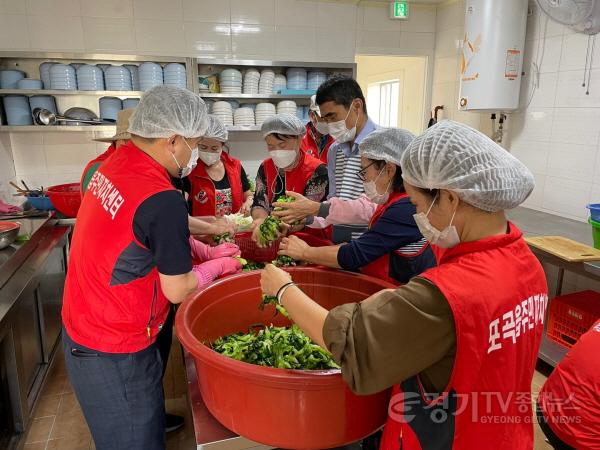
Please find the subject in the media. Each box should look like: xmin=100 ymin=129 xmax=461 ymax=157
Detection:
xmin=380 ymin=223 xmax=548 ymax=450
xmin=62 ymin=141 xmax=174 ymax=353
xmin=538 ymin=319 xmax=600 ymax=449
xmin=264 ymin=151 xmax=330 ymax=240
xmin=189 ymin=152 xmax=244 ymax=216
xmin=360 ymin=192 xmax=429 ymax=285
xmin=80 ymin=143 xmax=117 ymax=197
xmin=300 ymin=123 xmax=334 ymax=164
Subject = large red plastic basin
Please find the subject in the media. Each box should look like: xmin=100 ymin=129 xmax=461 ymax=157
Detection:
xmin=176 ymin=267 xmax=394 ymax=449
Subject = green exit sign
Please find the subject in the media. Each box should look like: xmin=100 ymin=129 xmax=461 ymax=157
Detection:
xmin=390 ymin=1 xmax=409 ymax=20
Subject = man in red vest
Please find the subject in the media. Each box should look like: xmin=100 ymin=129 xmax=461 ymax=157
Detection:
xmin=537 ymin=319 xmax=600 ymax=449
xmin=80 ymin=108 xmax=134 ymax=196
xmin=299 ymin=95 xmax=334 ymax=163
xmin=62 ymin=86 xmax=241 ymax=450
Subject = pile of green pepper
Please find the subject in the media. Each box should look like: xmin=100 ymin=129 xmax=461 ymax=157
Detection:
xmin=212 ymin=324 xmax=339 ymax=370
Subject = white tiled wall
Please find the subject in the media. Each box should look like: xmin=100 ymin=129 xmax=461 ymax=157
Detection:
xmin=430 ymin=0 xmax=600 ymax=222
xmin=0 ymin=0 xmax=437 ymax=198
xmin=0 ymin=0 xmax=436 ymax=62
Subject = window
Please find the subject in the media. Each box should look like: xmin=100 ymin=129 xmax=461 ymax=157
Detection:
xmin=367 ymin=80 xmax=400 ymax=127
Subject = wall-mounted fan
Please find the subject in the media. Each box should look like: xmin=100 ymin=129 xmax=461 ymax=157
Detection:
xmin=536 ymin=0 xmax=600 ymax=34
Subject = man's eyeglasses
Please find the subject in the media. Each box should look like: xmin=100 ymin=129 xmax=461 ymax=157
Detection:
xmin=356 ymin=161 xmax=377 ymax=181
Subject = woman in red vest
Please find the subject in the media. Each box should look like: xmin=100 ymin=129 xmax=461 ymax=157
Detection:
xmin=251 ymin=114 xmax=328 ymax=244
xmin=188 ymin=115 xmax=253 ymax=217
xmin=279 ymin=127 xmax=435 ymax=285
xmin=537 ymin=319 xmax=600 ymax=449
xmin=261 ymin=121 xmax=548 ymax=450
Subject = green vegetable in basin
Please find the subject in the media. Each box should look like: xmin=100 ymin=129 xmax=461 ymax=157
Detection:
xmin=212 ymin=324 xmax=339 ymax=371
xmin=258 ymin=215 xmax=282 ymax=246
xmin=214 ymin=233 xmax=235 ymax=244
xmin=242 ymin=260 xmax=266 ymax=272
xmin=272 ymin=255 xmax=297 ymax=267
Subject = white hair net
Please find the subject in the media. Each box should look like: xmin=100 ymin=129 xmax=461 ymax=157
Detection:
xmin=309 ymin=95 xmax=320 ymax=113
xmin=400 ymin=120 xmax=535 ymax=212
xmin=261 ymin=113 xmax=306 ymax=138
xmin=204 ymin=115 xmax=229 ymax=142
xmin=128 ymin=85 xmax=208 ymax=139
xmin=359 ymin=127 xmax=415 ymax=166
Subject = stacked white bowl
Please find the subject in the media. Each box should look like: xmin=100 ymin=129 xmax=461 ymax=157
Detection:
xmin=76 ymin=64 xmax=105 ymax=91
xmin=243 ymin=69 xmax=260 ymax=94
xmin=307 ymin=71 xmax=327 ymax=91
xmin=97 ymin=64 xmax=112 ymax=73
xmin=273 ymin=74 xmax=287 ymax=93
xmin=124 ymin=65 xmax=140 ymax=91
xmin=105 ymin=66 xmax=133 ymax=91
xmin=255 ymin=102 xmax=276 ymax=126
xmin=234 ymin=107 xmax=255 ymax=126
xmin=277 ymin=100 xmax=297 ymax=116
xmin=164 ymin=63 xmax=187 ymax=89
xmin=204 ymin=99 xmax=215 ymax=113
xmin=49 ymin=64 xmax=77 ymax=90
xmin=287 ymin=68 xmax=308 ymax=90
xmin=212 ymin=101 xmax=234 ymax=126
xmin=219 ymin=68 xmax=242 ymax=95
xmin=139 ymin=62 xmax=164 ymax=91
xmin=259 ymin=69 xmax=275 ymax=94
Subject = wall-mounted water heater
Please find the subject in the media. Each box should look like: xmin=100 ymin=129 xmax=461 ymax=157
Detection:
xmin=458 ymin=0 xmax=528 ymax=112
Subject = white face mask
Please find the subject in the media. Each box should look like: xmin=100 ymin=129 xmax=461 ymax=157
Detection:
xmin=270 ymin=150 xmax=297 ymax=169
xmin=327 ymin=102 xmax=359 ymax=143
xmin=363 ymin=166 xmax=391 ymax=205
xmin=173 ymin=138 xmax=198 ymax=178
xmin=313 ymin=119 xmax=330 ymax=135
xmin=413 ymin=195 xmax=461 ymax=249
xmin=199 ymin=150 xmax=221 ymax=166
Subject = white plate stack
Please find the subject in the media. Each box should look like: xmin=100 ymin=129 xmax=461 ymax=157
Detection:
xmin=307 ymin=71 xmax=327 ymax=91
xmin=49 ymin=64 xmax=77 ymax=90
xmin=212 ymin=101 xmax=234 ymax=126
xmin=243 ymin=69 xmax=260 ymax=94
xmin=273 ymin=74 xmax=287 ymax=93
xmin=277 ymin=100 xmax=297 ymax=116
xmin=164 ymin=63 xmax=187 ymax=89
xmin=105 ymin=66 xmax=133 ymax=91
xmin=255 ymin=102 xmax=276 ymax=126
xmin=259 ymin=69 xmax=275 ymax=95
xmin=220 ymin=68 xmax=242 ymax=95
xmin=234 ymin=107 xmax=255 ymax=127
xmin=139 ymin=62 xmax=164 ymax=92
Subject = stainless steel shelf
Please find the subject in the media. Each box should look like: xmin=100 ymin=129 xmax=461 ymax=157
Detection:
xmin=196 ymin=58 xmax=355 ymax=70
xmin=0 ymin=125 xmax=115 ymax=132
xmin=538 ymin=333 xmax=568 ymax=367
xmin=0 ymin=51 xmax=187 ymax=64
xmin=0 ymin=89 xmax=143 ymax=97
xmin=200 ymin=93 xmax=313 ymax=100
xmin=226 ymin=126 xmax=261 ymax=132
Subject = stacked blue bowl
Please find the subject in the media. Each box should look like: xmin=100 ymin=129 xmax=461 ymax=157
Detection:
xmin=307 ymin=71 xmax=327 ymax=91
xmin=76 ymin=64 xmax=105 ymax=91
xmin=164 ymin=63 xmax=187 ymax=89
xmin=286 ymin=68 xmax=308 ymax=90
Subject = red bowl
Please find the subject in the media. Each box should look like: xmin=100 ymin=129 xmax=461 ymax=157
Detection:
xmin=234 ymin=231 xmax=280 ymax=262
xmin=46 ymin=183 xmax=81 ymax=218
xmin=176 ymin=267 xmax=394 ymax=449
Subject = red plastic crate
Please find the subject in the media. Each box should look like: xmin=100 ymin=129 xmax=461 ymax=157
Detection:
xmin=547 ymin=290 xmax=600 ymax=348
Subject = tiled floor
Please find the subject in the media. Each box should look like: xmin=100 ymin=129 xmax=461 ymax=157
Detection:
xmin=24 ymin=336 xmax=557 ymax=450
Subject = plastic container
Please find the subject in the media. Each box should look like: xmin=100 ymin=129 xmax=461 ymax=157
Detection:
xmin=46 ymin=183 xmax=81 ymax=217
xmin=176 ymin=267 xmax=394 ymax=449
xmin=235 ymin=231 xmax=280 ymax=262
xmin=26 ymin=195 xmax=54 ymax=211
xmin=547 ymin=290 xmax=600 ymax=348
xmin=587 ymin=203 xmax=600 ymax=222
xmin=589 ymin=218 xmax=600 ymax=250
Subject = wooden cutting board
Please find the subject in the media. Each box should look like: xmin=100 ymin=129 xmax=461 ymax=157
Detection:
xmin=525 ymin=236 xmax=600 ymax=262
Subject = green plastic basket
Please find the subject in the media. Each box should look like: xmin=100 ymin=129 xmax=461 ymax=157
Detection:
xmin=589 ymin=218 xmax=600 ymax=250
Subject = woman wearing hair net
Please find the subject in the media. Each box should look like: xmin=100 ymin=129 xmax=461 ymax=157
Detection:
xmin=62 ymin=86 xmax=242 ymax=450
xmin=187 ymin=115 xmax=254 ymax=216
xmin=262 ymin=121 xmax=548 ymax=450
xmin=251 ymin=113 xmax=329 ymax=244
xmin=279 ymin=127 xmax=435 ymax=285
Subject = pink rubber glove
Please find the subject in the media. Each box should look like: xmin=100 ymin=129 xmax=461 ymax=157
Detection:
xmin=192 ymin=257 xmax=242 ymax=289
xmin=189 ymin=237 xmax=240 ymax=262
